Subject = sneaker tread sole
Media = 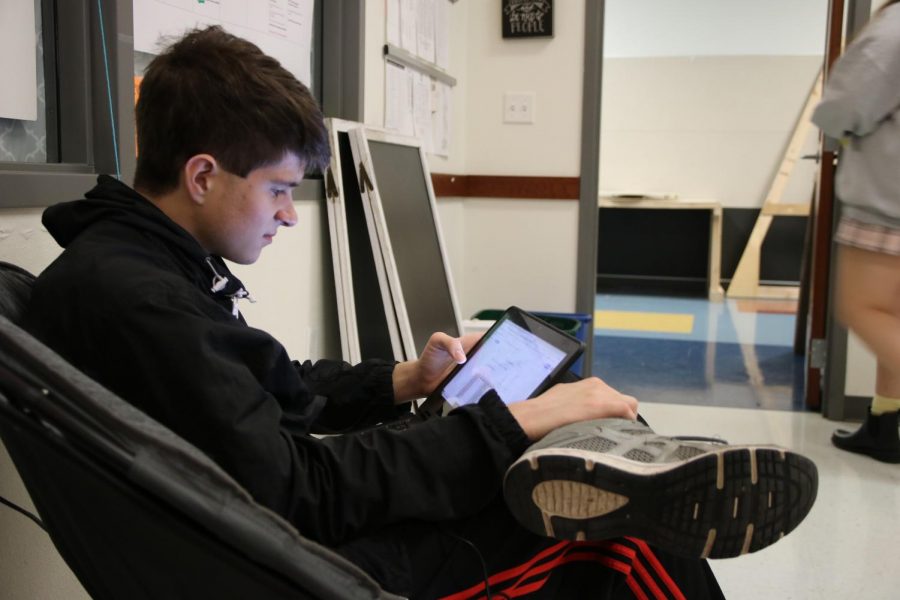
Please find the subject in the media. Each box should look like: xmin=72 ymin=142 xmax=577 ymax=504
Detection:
xmin=504 ymin=446 xmax=818 ymax=559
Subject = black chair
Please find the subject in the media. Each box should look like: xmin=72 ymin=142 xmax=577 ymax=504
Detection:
xmin=0 ymin=261 xmax=33 ymax=325
xmin=0 ymin=261 xmax=401 ymax=600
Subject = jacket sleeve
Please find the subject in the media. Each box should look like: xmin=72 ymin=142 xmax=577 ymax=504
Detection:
xmin=289 ymin=392 xmax=530 ymax=544
xmin=291 ymin=358 xmax=410 ymax=433
xmin=812 ymin=9 xmax=900 ymax=139
xmin=103 ymin=290 xmax=530 ymax=547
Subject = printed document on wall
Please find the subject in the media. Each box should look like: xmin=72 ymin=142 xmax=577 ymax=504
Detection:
xmin=400 ymin=0 xmax=418 ymax=52
xmin=0 ymin=0 xmax=37 ymax=120
xmin=412 ymin=72 xmax=433 ymax=153
xmin=435 ymin=0 xmax=450 ymax=70
xmin=133 ymin=0 xmax=314 ymax=86
xmin=416 ymin=0 xmax=436 ymax=63
xmin=385 ymin=61 xmax=414 ymax=138
xmin=432 ymin=82 xmax=451 ymax=157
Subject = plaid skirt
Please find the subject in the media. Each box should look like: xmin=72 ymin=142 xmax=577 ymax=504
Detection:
xmin=835 ymin=216 xmax=900 ymax=256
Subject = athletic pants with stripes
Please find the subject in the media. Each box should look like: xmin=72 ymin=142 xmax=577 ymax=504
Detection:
xmin=337 ymin=496 xmax=725 ymax=599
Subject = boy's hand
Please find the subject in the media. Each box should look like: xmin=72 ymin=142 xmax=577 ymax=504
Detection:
xmin=392 ymin=332 xmax=482 ymax=402
xmin=507 ymin=378 xmax=639 ymax=441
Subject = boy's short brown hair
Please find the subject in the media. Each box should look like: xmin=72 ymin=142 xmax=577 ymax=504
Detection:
xmin=134 ymin=26 xmax=329 ymax=195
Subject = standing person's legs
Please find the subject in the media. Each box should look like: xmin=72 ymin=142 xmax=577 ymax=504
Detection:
xmin=836 ymin=245 xmax=900 ymax=381
xmin=832 ymin=244 xmax=900 ymax=462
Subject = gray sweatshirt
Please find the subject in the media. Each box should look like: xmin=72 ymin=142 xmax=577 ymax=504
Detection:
xmin=811 ymin=4 xmax=900 ymax=227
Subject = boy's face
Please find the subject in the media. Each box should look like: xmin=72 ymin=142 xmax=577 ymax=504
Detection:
xmin=196 ymin=152 xmax=304 ymax=264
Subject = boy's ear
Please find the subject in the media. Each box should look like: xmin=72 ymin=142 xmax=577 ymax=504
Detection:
xmin=183 ymin=154 xmax=219 ymax=205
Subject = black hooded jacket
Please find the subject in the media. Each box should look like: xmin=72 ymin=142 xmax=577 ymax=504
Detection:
xmin=24 ymin=176 xmax=530 ymax=546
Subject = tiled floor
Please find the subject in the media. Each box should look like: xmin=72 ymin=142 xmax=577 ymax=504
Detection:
xmin=640 ymin=402 xmax=900 ymax=600
xmin=593 ymin=294 xmax=805 ymax=411
xmin=596 ymin=294 xmax=900 ymax=599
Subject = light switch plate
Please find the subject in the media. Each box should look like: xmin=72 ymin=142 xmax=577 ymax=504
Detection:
xmin=503 ymin=92 xmax=535 ymax=124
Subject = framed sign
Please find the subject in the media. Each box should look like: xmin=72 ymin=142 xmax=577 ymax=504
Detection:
xmin=502 ymin=0 xmax=553 ymax=39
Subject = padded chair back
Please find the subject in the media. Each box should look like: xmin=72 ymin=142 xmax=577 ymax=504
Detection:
xmin=0 ymin=261 xmax=35 ymax=324
xmin=0 ymin=273 xmax=401 ymax=599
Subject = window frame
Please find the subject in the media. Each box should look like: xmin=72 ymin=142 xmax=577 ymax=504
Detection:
xmin=0 ymin=0 xmax=364 ymax=209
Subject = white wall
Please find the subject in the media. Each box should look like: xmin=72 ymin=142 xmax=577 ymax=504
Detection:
xmin=605 ymin=0 xmax=827 ymax=58
xmin=451 ymin=198 xmax=579 ymax=317
xmin=600 ymin=0 xmax=827 ymax=207
xmin=461 ymin=2 xmax=584 ymax=177
xmin=457 ymin=0 xmax=584 ymax=314
xmin=600 ymin=55 xmax=822 ymax=207
xmin=363 ymin=0 xmax=584 ymax=316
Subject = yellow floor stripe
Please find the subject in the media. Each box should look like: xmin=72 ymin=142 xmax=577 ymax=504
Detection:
xmin=594 ymin=310 xmax=694 ymax=334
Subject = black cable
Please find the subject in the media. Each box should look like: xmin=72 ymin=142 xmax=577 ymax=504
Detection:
xmin=0 ymin=493 xmax=46 ymax=532
xmin=442 ymin=530 xmax=493 ymax=600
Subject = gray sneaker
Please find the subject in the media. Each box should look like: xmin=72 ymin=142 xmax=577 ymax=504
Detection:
xmin=503 ymin=419 xmax=818 ymax=559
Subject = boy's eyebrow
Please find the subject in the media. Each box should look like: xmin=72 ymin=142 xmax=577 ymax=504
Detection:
xmin=272 ymin=178 xmax=302 ymax=187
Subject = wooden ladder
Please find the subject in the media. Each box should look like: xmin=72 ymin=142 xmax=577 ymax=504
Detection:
xmin=726 ymin=72 xmax=823 ymax=300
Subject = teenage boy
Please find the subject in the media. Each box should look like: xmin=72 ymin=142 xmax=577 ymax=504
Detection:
xmin=24 ymin=27 xmax=816 ymax=599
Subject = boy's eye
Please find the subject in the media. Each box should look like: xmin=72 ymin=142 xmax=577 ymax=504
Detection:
xmin=271 ymin=188 xmax=287 ymax=198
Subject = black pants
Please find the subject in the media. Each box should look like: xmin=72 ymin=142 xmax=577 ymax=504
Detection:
xmin=337 ymin=497 xmax=725 ymax=600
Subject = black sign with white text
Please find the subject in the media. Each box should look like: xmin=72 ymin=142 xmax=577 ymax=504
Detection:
xmin=502 ymin=0 xmax=553 ymax=39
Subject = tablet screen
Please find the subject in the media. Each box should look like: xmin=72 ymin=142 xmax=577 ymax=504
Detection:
xmin=426 ymin=307 xmax=584 ymax=412
xmin=443 ymin=319 xmax=566 ymax=407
